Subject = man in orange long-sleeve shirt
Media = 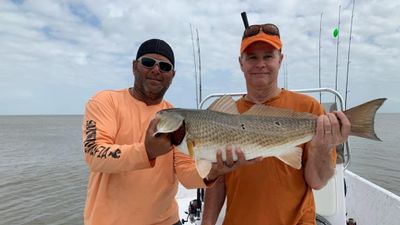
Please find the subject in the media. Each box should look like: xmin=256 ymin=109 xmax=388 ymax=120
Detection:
xmin=82 ymin=39 xmax=256 ymax=225
xmin=201 ymin=20 xmax=351 ymax=225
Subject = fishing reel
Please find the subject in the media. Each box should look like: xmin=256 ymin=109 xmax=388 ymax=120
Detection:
xmin=181 ymin=189 xmax=204 ymax=224
xmin=181 ymin=199 xmax=201 ymax=224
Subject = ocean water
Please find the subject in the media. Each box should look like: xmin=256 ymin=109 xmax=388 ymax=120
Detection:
xmin=347 ymin=113 xmax=400 ymax=196
xmin=0 ymin=114 xmax=399 ymax=225
xmin=0 ymin=116 xmax=87 ymax=225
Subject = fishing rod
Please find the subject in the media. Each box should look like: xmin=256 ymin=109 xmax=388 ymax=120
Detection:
xmin=345 ymin=0 xmax=356 ymax=110
xmin=319 ymin=12 xmax=323 ymax=103
xmin=190 ymin=24 xmax=199 ymax=109
xmin=196 ymin=29 xmax=203 ymax=105
xmin=183 ymin=25 xmax=204 ymax=225
xmin=334 ymin=5 xmax=341 ymax=104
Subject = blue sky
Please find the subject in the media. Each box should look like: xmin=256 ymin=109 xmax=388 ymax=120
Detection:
xmin=1 ymin=0 xmax=399 ymax=114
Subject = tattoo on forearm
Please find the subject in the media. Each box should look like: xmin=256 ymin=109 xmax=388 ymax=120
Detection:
xmin=84 ymin=120 xmax=121 ymax=159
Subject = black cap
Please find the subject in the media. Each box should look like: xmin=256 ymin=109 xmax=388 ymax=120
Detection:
xmin=136 ymin=39 xmax=175 ymax=67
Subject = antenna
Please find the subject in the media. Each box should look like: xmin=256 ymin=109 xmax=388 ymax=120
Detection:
xmin=241 ymin=12 xmax=249 ymax=28
xmin=345 ymin=0 xmax=356 ymax=110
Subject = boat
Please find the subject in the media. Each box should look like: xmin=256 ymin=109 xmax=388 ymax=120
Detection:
xmin=176 ymin=88 xmax=400 ymax=225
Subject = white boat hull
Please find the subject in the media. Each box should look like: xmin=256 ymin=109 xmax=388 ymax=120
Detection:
xmin=345 ymin=170 xmax=400 ymax=225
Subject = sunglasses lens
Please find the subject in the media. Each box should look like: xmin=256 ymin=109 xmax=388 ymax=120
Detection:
xmin=159 ymin=62 xmax=172 ymax=72
xmin=243 ymin=25 xmax=261 ymax=39
xmin=262 ymin=24 xmax=280 ymax=36
xmin=140 ymin=57 xmax=157 ymax=68
xmin=140 ymin=57 xmax=173 ymax=72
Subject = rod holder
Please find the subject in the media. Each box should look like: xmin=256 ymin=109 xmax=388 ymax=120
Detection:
xmin=241 ymin=12 xmax=249 ymax=28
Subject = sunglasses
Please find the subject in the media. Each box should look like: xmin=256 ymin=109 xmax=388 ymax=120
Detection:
xmin=242 ymin=23 xmax=280 ymax=40
xmin=138 ymin=56 xmax=174 ymax=73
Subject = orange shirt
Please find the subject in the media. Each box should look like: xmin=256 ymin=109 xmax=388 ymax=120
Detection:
xmin=82 ymin=89 xmax=206 ymax=225
xmin=223 ymin=90 xmax=335 ymax=225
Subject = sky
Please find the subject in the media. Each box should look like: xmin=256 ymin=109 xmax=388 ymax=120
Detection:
xmin=1 ymin=0 xmax=399 ymax=115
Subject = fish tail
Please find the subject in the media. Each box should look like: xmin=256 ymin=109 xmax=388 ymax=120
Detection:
xmin=343 ymin=98 xmax=387 ymax=141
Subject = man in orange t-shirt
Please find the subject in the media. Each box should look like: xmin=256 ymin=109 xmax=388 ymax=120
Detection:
xmin=201 ymin=22 xmax=351 ymax=225
xmin=82 ymin=39 xmax=256 ymax=225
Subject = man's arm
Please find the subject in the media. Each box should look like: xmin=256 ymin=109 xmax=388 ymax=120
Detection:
xmin=83 ymin=94 xmax=172 ymax=173
xmin=201 ymin=147 xmax=261 ymax=224
xmin=201 ymin=177 xmax=226 ymax=225
xmin=304 ymin=111 xmax=350 ymax=189
xmin=174 ymin=149 xmax=208 ymax=188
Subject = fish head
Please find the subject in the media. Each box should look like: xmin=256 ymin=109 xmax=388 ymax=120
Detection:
xmin=155 ymin=109 xmax=185 ymax=135
xmin=155 ymin=109 xmax=193 ymax=157
xmin=156 ymin=109 xmax=187 ymax=146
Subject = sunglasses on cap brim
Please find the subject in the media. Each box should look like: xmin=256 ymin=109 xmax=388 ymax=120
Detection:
xmin=138 ymin=56 xmax=174 ymax=73
xmin=242 ymin=23 xmax=280 ymax=40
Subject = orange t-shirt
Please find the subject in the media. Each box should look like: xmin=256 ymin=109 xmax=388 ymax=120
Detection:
xmin=223 ymin=90 xmax=335 ymax=225
xmin=82 ymin=89 xmax=206 ymax=225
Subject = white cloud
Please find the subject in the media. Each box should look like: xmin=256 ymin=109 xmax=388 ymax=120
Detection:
xmin=0 ymin=0 xmax=399 ymax=114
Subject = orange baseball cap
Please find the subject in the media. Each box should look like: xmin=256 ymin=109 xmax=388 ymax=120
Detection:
xmin=240 ymin=32 xmax=282 ymax=54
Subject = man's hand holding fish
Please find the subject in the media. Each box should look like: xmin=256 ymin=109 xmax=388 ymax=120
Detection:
xmin=205 ymin=145 xmax=263 ymax=182
xmin=305 ymin=111 xmax=351 ymax=190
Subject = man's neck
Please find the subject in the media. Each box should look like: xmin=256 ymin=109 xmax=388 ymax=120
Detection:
xmin=245 ymin=87 xmax=281 ymax=104
xmin=129 ymin=87 xmax=162 ymax=106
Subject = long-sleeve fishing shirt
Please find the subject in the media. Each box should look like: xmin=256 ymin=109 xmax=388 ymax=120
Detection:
xmin=82 ymin=89 xmax=206 ymax=225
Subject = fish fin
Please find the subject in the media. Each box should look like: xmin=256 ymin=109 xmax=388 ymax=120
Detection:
xmin=196 ymin=159 xmax=212 ymax=178
xmin=276 ymin=147 xmax=303 ymax=169
xmin=187 ymin=140 xmax=211 ymax=178
xmin=207 ymin=95 xmax=240 ymax=114
xmin=175 ymin=137 xmax=196 ymax=158
xmin=344 ymin=98 xmax=386 ymax=141
xmin=243 ymin=104 xmax=316 ymax=119
xmin=155 ymin=111 xmax=184 ymax=135
xmin=187 ymin=139 xmax=195 ymax=158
